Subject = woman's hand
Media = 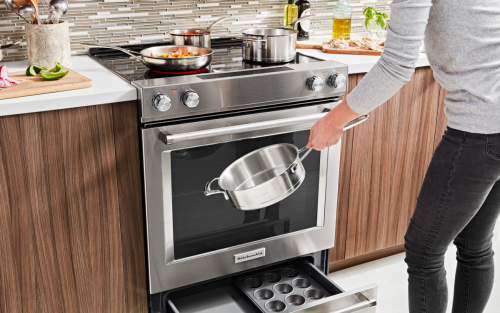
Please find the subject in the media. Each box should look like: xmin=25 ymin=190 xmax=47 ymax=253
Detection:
xmin=306 ymin=99 xmax=361 ymax=150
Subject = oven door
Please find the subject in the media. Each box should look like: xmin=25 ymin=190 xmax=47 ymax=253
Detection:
xmin=142 ymin=100 xmax=358 ymax=294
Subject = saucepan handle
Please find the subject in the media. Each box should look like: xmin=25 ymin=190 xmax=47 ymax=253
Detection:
xmin=80 ymin=42 xmax=145 ymax=64
xmin=204 ymin=178 xmax=229 ymax=200
xmin=291 ymin=114 xmax=370 ymax=173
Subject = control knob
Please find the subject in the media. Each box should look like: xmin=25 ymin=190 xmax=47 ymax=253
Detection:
xmin=181 ymin=90 xmax=200 ymax=108
xmin=306 ymin=76 xmax=324 ymax=91
xmin=152 ymin=94 xmax=171 ymax=112
xmin=328 ymin=73 xmax=346 ymax=89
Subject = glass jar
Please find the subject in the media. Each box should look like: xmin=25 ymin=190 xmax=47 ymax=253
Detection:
xmin=332 ymin=0 xmax=352 ymax=40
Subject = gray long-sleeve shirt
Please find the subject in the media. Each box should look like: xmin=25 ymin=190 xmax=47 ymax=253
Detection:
xmin=346 ymin=0 xmax=500 ymax=134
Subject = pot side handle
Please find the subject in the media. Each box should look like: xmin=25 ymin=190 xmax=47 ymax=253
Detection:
xmin=204 ymin=177 xmax=229 ymax=200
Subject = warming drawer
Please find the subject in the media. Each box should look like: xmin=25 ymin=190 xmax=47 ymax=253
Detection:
xmin=166 ymin=257 xmax=377 ymax=313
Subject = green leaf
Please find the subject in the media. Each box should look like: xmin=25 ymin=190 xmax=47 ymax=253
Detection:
xmin=382 ymin=13 xmax=390 ymax=19
xmin=365 ymin=18 xmax=370 ymax=29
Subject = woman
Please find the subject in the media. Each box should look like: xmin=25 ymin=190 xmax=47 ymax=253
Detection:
xmin=307 ymin=0 xmax=500 ymax=312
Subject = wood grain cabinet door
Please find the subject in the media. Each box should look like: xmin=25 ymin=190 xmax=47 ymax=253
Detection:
xmin=0 ymin=102 xmax=147 ymax=313
xmin=329 ymin=67 xmax=448 ymax=270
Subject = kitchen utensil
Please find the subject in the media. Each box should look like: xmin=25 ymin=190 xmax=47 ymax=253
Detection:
xmin=81 ymin=43 xmax=214 ymax=72
xmin=241 ymin=14 xmax=315 ymax=63
xmin=18 ymin=3 xmax=40 ymax=24
xmin=0 ymin=69 xmax=93 ymax=100
xmin=3 ymin=0 xmax=31 ymax=23
xmin=296 ymin=42 xmax=383 ymax=55
xmin=48 ymin=0 xmax=67 ymax=24
xmin=0 ymin=39 xmax=22 ymax=50
xmin=204 ymin=115 xmax=368 ymax=210
xmin=29 ymin=0 xmax=42 ymax=24
xmin=171 ymin=16 xmax=230 ymax=48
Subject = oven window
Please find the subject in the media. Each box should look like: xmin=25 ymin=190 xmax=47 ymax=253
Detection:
xmin=170 ymin=130 xmax=320 ymax=260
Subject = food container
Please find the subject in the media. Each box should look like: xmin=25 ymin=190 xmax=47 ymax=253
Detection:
xmin=241 ymin=15 xmax=315 ymax=63
xmin=25 ymin=21 xmax=71 ymax=68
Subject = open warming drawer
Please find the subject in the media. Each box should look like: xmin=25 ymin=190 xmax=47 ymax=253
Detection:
xmin=166 ymin=257 xmax=377 ymax=313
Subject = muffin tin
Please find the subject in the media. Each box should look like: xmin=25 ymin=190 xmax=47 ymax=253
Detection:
xmin=236 ymin=265 xmax=331 ymax=312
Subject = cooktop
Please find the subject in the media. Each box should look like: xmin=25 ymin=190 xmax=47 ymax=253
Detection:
xmin=87 ymin=38 xmax=324 ymax=83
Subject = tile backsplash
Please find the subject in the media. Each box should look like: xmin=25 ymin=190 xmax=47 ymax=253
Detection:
xmin=0 ymin=0 xmax=391 ymax=62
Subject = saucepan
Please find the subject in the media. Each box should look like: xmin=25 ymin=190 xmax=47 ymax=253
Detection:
xmin=241 ymin=14 xmax=315 ymax=63
xmin=81 ymin=42 xmax=213 ymax=72
xmin=204 ymin=115 xmax=369 ymax=211
xmin=170 ymin=16 xmax=230 ymax=48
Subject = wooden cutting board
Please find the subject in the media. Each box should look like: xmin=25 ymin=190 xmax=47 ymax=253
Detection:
xmin=0 ymin=69 xmax=93 ymax=100
xmin=297 ymin=42 xmax=383 ymax=56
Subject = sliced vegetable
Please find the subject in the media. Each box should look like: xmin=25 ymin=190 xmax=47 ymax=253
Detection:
xmin=40 ymin=69 xmax=69 ymax=81
xmin=26 ymin=65 xmax=48 ymax=76
xmin=0 ymin=65 xmax=8 ymax=78
xmin=47 ymin=62 xmax=64 ymax=74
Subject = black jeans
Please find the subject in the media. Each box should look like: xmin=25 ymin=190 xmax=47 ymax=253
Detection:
xmin=405 ymin=127 xmax=500 ymax=313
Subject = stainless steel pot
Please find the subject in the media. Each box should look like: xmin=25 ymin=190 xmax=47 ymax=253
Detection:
xmin=204 ymin=115 xmax=367 ymax=210
xmin=171 ymin=16 xmax=230 ymax=48
xmin=241 ymin=14 xmax=315 ymax=63
xmin=205 ymin=144 xmax=311 ymax=211
xmin=81 ymin=43 xmax=213 ymax=72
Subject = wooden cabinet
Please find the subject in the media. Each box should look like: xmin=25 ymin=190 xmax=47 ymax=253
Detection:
xmin=329 ymin=66 xmax=448 ymax=271
xmin=0 ymin=102 xmax=147 ymax=313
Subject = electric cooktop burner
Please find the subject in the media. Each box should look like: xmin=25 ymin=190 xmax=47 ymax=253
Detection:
xmin=88 ymin=38 xmax=323 ymax=83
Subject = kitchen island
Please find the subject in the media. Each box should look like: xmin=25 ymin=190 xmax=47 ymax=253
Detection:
xmin=0 ymin=51 xmax=445 ymax=312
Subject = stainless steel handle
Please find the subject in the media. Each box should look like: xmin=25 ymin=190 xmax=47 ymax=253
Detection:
xmin=330 ymin=292 xmax=377 ymax=313
xmin=80 ymin=42 xmax=144 ymax=63
xmin=242 ymin=37 xmax=267 ymax=49
xmin=208 ymin=16 xmax=230 ymax=30
xmin=163 ymin=112 xmax=325 ymax=145
xmin=204 ymin=177 xmax=229 ymax=200
xmin=162 ymin=113 xmax=369 ymax=145
xmin=283 ymin=13 xmax=316 ymax=29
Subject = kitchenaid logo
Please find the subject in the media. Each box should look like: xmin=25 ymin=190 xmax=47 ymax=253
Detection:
xmin=234 ymin=248 xmax=266 ymax=264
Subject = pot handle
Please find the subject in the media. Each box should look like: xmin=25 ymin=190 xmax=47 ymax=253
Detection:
xmin=283 ymin=13 xmax=316 ymax=29
xmin=290 ymin=114 xmax=370 ymax=173
xmin=80 ymin=42 xmax=145 ymax=64
xmin=241 ymin=37 xmax=267 ymax=49
xmin=208 ymin=16 xmax=230 ymax=30
xmin=204 ymin=178 xmax=229 ymax=200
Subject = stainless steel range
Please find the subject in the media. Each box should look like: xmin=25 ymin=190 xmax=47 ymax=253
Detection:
xmin=89 ymin=38 xmax=377 ymax=313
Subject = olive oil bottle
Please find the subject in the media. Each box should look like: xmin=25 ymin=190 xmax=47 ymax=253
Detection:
xmin=332 ymin=0 xmax=352 ymax=40
xmin=295 ymin=0 xmax=311 ymax=41
xmin=284 ymin=0 xmax=298 ymax=28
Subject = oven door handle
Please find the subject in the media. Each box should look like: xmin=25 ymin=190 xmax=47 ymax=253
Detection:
xmin=161 ymin=114 xmax=369 ymax=145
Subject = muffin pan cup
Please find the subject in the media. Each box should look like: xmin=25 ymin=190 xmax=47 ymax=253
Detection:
xmin=236 ymin=265 xmax=331 ymax=313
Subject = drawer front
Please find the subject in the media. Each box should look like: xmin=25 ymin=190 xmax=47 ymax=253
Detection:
xmin=167 ymin=257 xmax=377 ymax=313
xmin=295 ymin=284 xmax=377 ymax=313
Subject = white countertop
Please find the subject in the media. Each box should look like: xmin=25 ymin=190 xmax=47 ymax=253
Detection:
xmin=297 ymin=48 xmax=429 ymax=74
xmin=0 ymin=56 xmax=137 ymax=117
xmin=0 ymin=42 xmax=429 ymax=117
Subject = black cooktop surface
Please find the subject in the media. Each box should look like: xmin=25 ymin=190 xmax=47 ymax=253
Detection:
xmin=88 ymin=38 xmax=323 ymax=83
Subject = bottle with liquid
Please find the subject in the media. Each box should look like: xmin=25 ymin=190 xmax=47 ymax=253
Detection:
xmin=284 ymin=0 xmax=298 ymax=28
xmin=295 ymin=0 xmax=311 ymax=41
xmin=332 ymin=0 xmax=352 ymax=40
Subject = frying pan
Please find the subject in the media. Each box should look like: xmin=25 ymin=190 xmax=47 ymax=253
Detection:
xmin=81 ymin=42 xmax=214 ymax=72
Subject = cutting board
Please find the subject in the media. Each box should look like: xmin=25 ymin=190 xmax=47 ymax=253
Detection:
xmin=0 ymin=69 xmax=93 ymax=100
xmin=297 ymin=42 xmax=383 ymax=56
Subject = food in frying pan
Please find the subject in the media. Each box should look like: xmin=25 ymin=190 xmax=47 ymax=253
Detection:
xmin=150 ymin=49 xmax=198 ymax=58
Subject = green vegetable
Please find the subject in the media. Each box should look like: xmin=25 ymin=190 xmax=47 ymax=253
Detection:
xmin=363 ymin=6 xmax=389 ymax=30
xmin=47 ymin=62 xmax=64 ymax=74
xmin=25 ymin=65 xmax=47 ymax=76
xmin=40 ymin=69 xmax=69 ymax=81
